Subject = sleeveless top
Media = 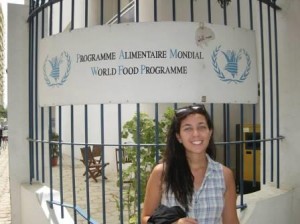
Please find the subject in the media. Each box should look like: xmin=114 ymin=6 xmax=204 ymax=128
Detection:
xmin=161 ymin=154 xmax=225 ymax=224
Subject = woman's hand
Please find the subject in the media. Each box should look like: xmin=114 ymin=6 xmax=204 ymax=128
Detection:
xmin=173 ymin=217 xmax=198 ymax=224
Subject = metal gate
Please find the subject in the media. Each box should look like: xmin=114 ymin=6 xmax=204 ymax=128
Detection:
xmin=27 ymin=0 xmax=282 ymax=223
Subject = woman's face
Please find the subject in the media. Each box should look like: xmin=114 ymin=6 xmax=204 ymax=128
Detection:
xmin=176 ymin=113 xmax=212 ymax=155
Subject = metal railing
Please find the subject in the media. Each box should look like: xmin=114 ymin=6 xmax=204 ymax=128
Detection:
xmin=27 ymin=0 xmax=282 ymax=223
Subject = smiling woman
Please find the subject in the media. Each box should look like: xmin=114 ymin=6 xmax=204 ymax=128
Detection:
xmin=142 ymin=104 xmax=239 ymax=224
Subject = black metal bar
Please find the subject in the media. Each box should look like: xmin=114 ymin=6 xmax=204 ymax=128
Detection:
xmin=207 ymin=0 xmax=212 ymax=23
xmin=35 ymin=0 xmax=40 ymax=182
xmin=100 ymin=104 xmax=107 ymax=223
xmin=49 ymin=0 xmax=53 ymax=35
xmin=70 ymin=105 xmax=78 ymax=223
xmin=273 ymin=0 xmax=280 ymax=188
xmin=47 ymin=200 xmax=97 ymax=224
xmin=59 ymin=0 xmax=63 ymax=32
xmin=155 ymin=103 xmax=160 ymax=163
xmin=41 ymin=107 xmax=45 ymax=183
xmin=117 ymin=0 xmax=121 ymax=23
xmin=136 ymin=0 xmax=139 ymax=22
xmin=27 ymin=0 xmax=61 ymax=22
xmin=41 ymin=0 xmax=45 ymax=38
xmin=154 ymin=0 xmax=157 ymax=21
xmin=250 ymin=0 xmax=257 ymax=188
xmin=136 ymin=103 xmax=141 ymax=224
xmin=259 ymin=0 xmax=267 ymax=185
xmin=58 ymin=106 xmax=64 ymax=218
xmin=49 ymin=107 xmax=54 ymax=208
xmin=259 ymin=0 xmax=281 ymax=10
xmin=225 ymin=104 xmax=230 ymax=166
xmin=71 ymin=0 xmax=74 ymax=30
xmin=239 ymin=105 xmax=247 ymax=210
xmin=249 ymin=0 xmax=253 ymax=29
xmin=252 ymin=107 xmax=257 ymax=188
xmin=222 ymin=0 xmax=228 ymax=165
xmin=85 ymin=0 xmax=88 ymax=27
xmin=267 ymin=1 xmax=274 ymax=182
xmin=172 ymin=0 xmax=176 ymax=21
xmin=29 ymin=1 xmax=35 ymax=183
xmin=28 ymin=135 xmax=284 ymax=149
xmin=223 ymin=104 xmax=226 ymax=164
xmin=84 ymin=104 xmax=91 ymax=222
xmin=223 ymin=0 xmax=227 ymax=25
xmin=117 ymin=104 xmax=124 ymax=223
xmin=190 ymin=0 xmax=194 ymax=22
xmin=100 ymin=0 xmax=104 ymax=25
xmin=237 ymin=0 xmax=241 ymax=27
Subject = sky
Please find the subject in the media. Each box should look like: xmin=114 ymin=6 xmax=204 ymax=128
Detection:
xmin=1 ymin=0 xmax=24 ymax=108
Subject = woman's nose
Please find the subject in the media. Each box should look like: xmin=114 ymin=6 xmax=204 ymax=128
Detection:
xmin=192 ymin=128 xmax=200 ymax=136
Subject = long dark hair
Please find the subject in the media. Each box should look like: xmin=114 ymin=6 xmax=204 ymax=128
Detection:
xmin=162 ymin=104 xmax=216 ymax=211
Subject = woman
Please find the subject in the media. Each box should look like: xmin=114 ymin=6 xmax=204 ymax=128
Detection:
xmin=142 ymin=104 xmax=239 ymax=224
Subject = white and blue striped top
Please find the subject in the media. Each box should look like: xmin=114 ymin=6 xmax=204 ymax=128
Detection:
xmin=161 ymin=154 xmax=225 ymax=224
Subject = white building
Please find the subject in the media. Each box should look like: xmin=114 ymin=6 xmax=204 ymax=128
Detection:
xmin=6 ymin=0 xmax=300 ymax=223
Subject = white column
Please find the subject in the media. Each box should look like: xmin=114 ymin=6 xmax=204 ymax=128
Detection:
xmin=7 ymin=4 xmax=29 ymax=224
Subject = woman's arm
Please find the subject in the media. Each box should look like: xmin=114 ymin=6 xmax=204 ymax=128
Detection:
xmin=222 ymin=166 xmax=240 ymax=224
xmin=141 ymin=163 xmax=164 ymax=224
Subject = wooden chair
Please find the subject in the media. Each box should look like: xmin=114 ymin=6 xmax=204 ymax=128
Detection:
xmin=92 ymin=145 xmax=110 ymax=178
xmin=80 ymin=146 xmax=109 ymax=182
xmin=92 ymin=145 xmax=103 ymax=163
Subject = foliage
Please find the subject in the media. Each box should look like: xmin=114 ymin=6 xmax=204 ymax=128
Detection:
xmin=0 ymin=105 xmax=7 ymax=118
xmin=50 ymin=132 xmax=60 ymax=158
xmin=114 ymin=107 xmax=175 ymax=223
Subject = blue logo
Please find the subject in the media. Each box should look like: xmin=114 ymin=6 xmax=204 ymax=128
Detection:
xmin=43 ymin=51 xmax=71 ymax=86
xmin=211 ymin=45 xmax=251 ymax=84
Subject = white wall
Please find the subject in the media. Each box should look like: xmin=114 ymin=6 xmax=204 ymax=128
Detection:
xmin=276 ymin=0 xmax=300 ymax=221
xmin=238 ymin=0 xmax=300 ymax=222
xmin=21 ymin=183 xmax=73 ymax=224
xmin=276 ymin=0 xmax=300 ymax=188
xmin=1 ymin=0 xmax=25 ymax=108
xmin=7 ymin=3 xmax=29 ymax=224
xmin=7 ymin=0 xmax=300 ymax=223
xmin=238 ymin=186 xmax=295 ymax=224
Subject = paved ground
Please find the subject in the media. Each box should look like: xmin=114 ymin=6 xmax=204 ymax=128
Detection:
xmin=0 ymin=144 xmax=131 ymax=224
xmin=0 ymin=144 xmax=11 ymax=224
xmin=52 ymin=154 xmax=131 ymax=224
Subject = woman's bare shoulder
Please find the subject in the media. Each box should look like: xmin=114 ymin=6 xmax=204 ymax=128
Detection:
xmin=146 ymin=163 xmax=164 ymax=191
xmin=151 ymin=163 xmax=164 ymax=177
xmin=221 ymin=165 xmax=235 ymax=186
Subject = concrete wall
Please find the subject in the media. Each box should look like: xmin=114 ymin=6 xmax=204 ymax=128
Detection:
xmin=19 ymin=183 xmax=299 ymax=224
xmin=276 ymin=0 xmax=300 ymax=221
xmin=21 ymin=183 xmax=73 ymax=224
xmin=7 ymin=3 xmax=29 ymax=224
xmin=238 ymin=185 xmax=296 ymax=224
xmin=7 ymin=0 xmax=300 ymax=223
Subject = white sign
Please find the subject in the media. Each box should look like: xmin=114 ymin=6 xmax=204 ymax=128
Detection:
xmin=39 ymin=21 xmax=258 ymax=106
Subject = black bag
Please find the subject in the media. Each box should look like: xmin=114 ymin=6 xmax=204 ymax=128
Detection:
xmin=147 ymin=204 xmax=186 ymax=224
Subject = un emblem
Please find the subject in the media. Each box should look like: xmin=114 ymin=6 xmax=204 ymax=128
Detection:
xmin=43 ymin=51 xmax=71 ymax=87
xmin=211 ymin=45 xmax=251 ymax=84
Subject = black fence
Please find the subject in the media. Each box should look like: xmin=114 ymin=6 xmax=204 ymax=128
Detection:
xmin=27 ymin=0 xmax=282 ymax=223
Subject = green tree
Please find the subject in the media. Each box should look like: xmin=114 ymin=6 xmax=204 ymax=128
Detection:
xmin=0 ymin=105 xmax=7 ymax=118
xmin=113 ymin=107 xmax=174 ymax=223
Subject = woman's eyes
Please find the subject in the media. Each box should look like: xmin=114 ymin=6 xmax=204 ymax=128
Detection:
xmin=182 ymin=125 xmax=207 ymax=132
xmin=199 ymin=125 xmax=207 ymax=130
xmin=183 ymin=127 xmax=193 ymax=131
